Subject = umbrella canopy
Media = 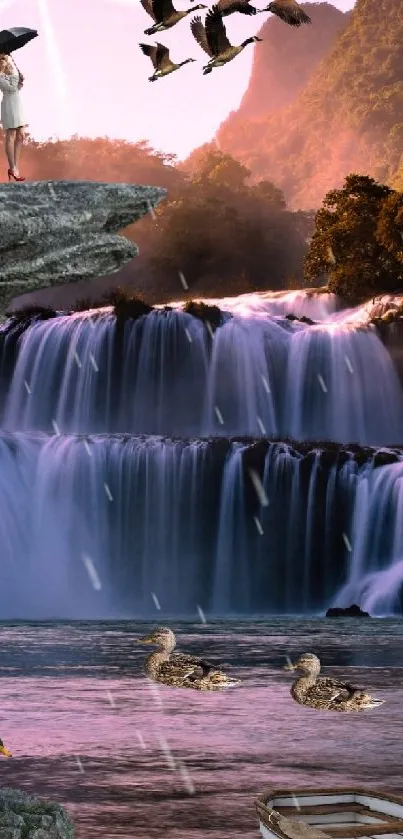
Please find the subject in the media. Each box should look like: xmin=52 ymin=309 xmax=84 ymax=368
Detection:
xmin=0 ymin=27 xmax=38 ymax=54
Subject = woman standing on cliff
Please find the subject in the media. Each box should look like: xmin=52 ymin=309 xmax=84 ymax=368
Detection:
xmin=0 ymin=52 xmax=26 ymax=181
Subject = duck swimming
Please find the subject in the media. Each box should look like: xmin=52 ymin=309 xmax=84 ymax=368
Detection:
xmin=285 ymin=653 xmax=384 ymax=712
xmin=137 ymin=626 xmax=241 ymax=690
xmin=0 ymin=738 xmax=12 ymax=758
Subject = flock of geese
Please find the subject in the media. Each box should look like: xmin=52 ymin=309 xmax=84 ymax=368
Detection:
xmin=139 ymin=0 xmax=312 ymax=80
xmin=137 ymin=627 xmax=385 ymax=712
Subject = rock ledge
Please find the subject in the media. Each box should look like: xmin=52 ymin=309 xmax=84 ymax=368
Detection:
xmin=0 ymin=180 xmax=167 ymax=313
xmin=0 ymin=786 xmax=74 ymax=838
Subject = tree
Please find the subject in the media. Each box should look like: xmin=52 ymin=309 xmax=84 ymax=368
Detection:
xmin=145 ymin=150 xmax=309 ymax=297
xmin=376 ymin=192 xmax=403 ymax=262
xmin=303 ymin=174 xmax=403 ymax=300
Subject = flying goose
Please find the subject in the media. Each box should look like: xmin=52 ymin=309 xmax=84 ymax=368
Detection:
xmin=190 ymin=5 xmax=262 ymax=75
xmin=214 ymin=0 xmax=259 ymax=16
xmin=137 ymin=627 xmax=241 ymax=690
xmin=140 ymin=42 xmax=196 ymax=81
xmin=285 ymin=653 xmax=384 ymax=712
xmin=259 ymin=0 xmax=311 ymax=26
xmin=141 ymin=0 xmax=207 ymax=35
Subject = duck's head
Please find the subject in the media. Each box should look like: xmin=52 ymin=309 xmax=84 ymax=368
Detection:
xmin=0 ymin=739 xmax=12 ymax=758
xmin=284 ymin=653 xmax=321 ymax=676
xmin=136 ymin=626 xmax=176 ymax=649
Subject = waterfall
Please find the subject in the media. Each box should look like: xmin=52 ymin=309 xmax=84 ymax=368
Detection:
xmin=2 ymin=288 xmax=403 ymax=618
xmin=2 ymin=295 xmax=403 ymax=445
xmin=332 ymin=461 xmax=403 ymax=614
xmin=0 ymin=431 xmax=402 ymax=617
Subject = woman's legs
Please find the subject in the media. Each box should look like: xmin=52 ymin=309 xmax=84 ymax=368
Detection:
xmin=13 ymin=126 xmax=25 ymax=175
xmin=4 ymin=128 xmax=16 ymax=172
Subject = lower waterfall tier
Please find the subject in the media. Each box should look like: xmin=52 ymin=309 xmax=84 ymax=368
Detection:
xmin=1 ymin=432 xmax=402 ymax=618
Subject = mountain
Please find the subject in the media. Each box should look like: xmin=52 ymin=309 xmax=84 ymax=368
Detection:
xmin=219 ymin=3 xmax=348 ymax=132
xmin=215 ymin=0 xmax=403 ymax=209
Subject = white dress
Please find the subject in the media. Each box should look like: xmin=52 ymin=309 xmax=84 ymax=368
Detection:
xmin=0 ymin=61 xmax=26 ymax=130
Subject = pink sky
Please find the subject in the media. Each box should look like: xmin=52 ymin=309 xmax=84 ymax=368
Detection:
xmin=0 ymin=0 xmax=354 ymax=161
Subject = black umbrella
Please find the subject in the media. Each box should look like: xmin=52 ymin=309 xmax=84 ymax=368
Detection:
xmin=0 ymin=27 xmax=38 ymax=55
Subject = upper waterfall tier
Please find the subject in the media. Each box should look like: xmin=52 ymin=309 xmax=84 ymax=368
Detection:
xmin=2 ymin=291 xmax=403 ymax=446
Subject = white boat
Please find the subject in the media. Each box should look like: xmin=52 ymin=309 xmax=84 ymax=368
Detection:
xmin=256 ymin=788 xmax=403 ymax=839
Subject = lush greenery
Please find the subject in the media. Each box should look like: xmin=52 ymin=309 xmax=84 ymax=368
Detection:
xmin=6 ymin=291 xmax=229 ymax=335
xmin=304 ymin=174 xmax=403 ymax=300
xmin=215 ymin=0 xmax=403 ymax=209
xmin=6 ymin=133 xmax=314 ymax=310
xmin=214 ymin=2 xmax=349 ymax=172
xmin=138 ymin=148 xmax=311 ymax=298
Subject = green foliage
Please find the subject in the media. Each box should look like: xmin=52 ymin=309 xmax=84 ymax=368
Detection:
xmin=144 ymin=149 xmax=309 ymax=298
xmin=304 ymin=174 xmax=403 ymax=300
xmin=70 ymin=298 xmax=99 ymax=312
xmin=105 ymin=287 xmax=154 ymax=322
xmin=183 ymin=301 xmax=224 ymax=331
xmin=214 ymin=0 xmax=403 ymax=209
xmin=6 ymin=304 xmax=58 ymax=322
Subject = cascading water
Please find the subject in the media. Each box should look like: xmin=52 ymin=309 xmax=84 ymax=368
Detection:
xmin=0 ymin=431 xmax=402 ymax=618
xmin=2 ymin=289 xmax=403 ymax=617
xmin=2 ymin=294 xmax=403 ymax=444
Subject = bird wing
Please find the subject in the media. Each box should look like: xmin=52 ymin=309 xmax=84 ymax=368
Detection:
xmin=190 ymin=16 xmax=214 ymax=57
xmin=205 ymin=5 xmax=232 ymax=55
xmin=139 ymin=42 xmax=159 ymax=68
xmin=158 ymin=652 xmax=215 ymax=681
xmin=267 ymin=0 xmax=311 ymax=25
xmin=308 ymin=677 xmax=358 ymax=705
xmin=155 ymin=42 xmax=172 ymax=68
xmin=152 ymin=0 xmax=176 ymax=22
xmin=140 ymin=0 xmax=157 ymax=21
xmin=217 ymin=0 xmax=257 ymax=14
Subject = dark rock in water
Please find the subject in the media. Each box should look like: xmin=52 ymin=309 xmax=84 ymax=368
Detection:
xmin=0 ymin=786 xmax=74 ymax=837
xmin=326 ymin=603 xmax=370 ymax=617
xmin=0 ymin=180 xmax=166 ymax=314
xmin=285 ymin=313 xmax=316 ymax=325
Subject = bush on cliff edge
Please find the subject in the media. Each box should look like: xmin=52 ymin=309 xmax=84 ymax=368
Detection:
xmin=304 ymin=174 xmax=403 ymax=301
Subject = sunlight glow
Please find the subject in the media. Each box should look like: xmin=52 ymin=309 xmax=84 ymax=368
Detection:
xmin=36 ymin=0 xmax=74 ymax=137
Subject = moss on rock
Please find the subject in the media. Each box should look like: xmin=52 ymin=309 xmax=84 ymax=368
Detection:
xmin=0 ymin=787 xmax=74 ymax=838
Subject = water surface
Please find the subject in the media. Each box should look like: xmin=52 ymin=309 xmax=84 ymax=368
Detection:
xmin=0 ymin=619 xmax=401 ymax=838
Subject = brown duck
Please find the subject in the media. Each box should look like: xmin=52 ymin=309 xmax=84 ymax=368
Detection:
xmin=259 ymin=0 xmax=311 ymax=26
xmin=214 ymin=0 xmax=259 ymax=16
xmin=190 ymin=5 xmax=262 ymax=75
xmin=137 ymin=626 xmax=241 ymax=690
xmin=141 ymin=0 xmax=207 ymax=35
xmin=140 ymin=42 xmax=196 ymax=81
xmin=285 ymin=653 xmax=384 ymax=712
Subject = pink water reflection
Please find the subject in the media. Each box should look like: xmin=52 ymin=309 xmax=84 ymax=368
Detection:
xmin=0 ymin=665 xmax=400 ymax=837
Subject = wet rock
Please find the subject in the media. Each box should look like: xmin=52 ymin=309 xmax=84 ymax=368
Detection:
xmin=0 ymin=788 xmax=74 ymax=838
xmin=0 ymin=180 xmax=166 ymax=314
xmin=285 ymin=313 xmax=316 ymax=325
xmin=183 ymin=300 xmax=226 ymax=331
xmin=326 ymin=604 xmax=370 ymax=617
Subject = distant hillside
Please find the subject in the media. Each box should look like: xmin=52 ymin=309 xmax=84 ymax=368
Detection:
xmin=219 ymin=2 xmax=348 ymax=133
xmin=215 ymin=0 xmax=403 ymax=209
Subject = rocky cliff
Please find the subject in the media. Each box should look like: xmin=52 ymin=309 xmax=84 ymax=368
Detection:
xmin=217 ymin=2 xmax=348 ymax=141
xmin=0 ymin=180 xmax=166 ymax=314
xmin=0 ymin=786 xmax=74 ymax=838
xmin=215 ymin=0 xmax=403 ymax=208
